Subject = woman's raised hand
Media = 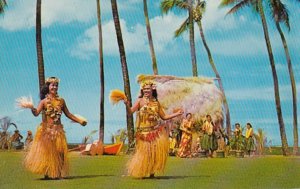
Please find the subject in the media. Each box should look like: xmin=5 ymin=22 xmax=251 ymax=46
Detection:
xmin=177 ymin=109 xmax=184 ymax=116
xmin=123 ymin=97 xmax=130 ymax=106
xmin=81 ymin=120 xmax=87 ymax=127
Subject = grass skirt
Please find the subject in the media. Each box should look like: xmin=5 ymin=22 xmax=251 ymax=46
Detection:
xmin=24 ymin=123 xmax=69 ymax=178
xmin=177 ymin=132 xmax=192 ymax=158
xmin=246 ymin=137 xmax=255 ymax=151
xmin=201 ymin=133 xmax=218 ymax=151
xmin=127 ymin=126 xmax=169 ymax=178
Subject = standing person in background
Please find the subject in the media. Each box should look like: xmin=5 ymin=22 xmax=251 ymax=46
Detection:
xmin=177 ymin=113 xmax=194 ymax=158
xmin=201 ymin=115 xmax=215 ymax=157
xmin=245 ymin=123 xmax=255 ymax=156
xmin=24 ymin=130 xmax=33 ymax=150
xmin=234 ymin=123 xmax=242 ymax=137
xmin=17 ymin=77 xmax=87 ymax=179
xmin=123 ymin=80 xmax=183 ymax=178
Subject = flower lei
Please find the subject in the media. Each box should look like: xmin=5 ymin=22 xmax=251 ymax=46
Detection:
xmin=45 ymin=94 xmax=62 ymax=123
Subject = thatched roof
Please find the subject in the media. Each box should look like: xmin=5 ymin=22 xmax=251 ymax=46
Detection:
xmin=137 ymin=74 xmax=224 ymax=123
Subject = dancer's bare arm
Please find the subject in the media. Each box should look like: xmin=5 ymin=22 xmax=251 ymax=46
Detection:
xmin=31 ymin=99 xmax=45 ymax=117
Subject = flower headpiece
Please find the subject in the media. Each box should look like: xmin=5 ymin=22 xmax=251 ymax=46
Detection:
xmin=45 ymin=77 xmax=60 ymax=84
xmin=140 ymin=80 xmax=156 ymax=89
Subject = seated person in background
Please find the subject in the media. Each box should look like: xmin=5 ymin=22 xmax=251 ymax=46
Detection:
xmin=10 ymin=130 xmax=24 ymax=149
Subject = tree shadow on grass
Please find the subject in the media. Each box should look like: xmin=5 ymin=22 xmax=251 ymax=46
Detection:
xmin=66 ymin=174 xmax=115 ymax=180
xmin=38 ymin=174 xmax=114 ymax=180
xmin=142 ymin=175 xmax=210 ymax=180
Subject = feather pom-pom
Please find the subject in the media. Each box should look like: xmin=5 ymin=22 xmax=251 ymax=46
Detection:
xmin=109 ymin=89 xmax=126 ymax=105
xmin=15 ymin=96 xmax=34 ymax=109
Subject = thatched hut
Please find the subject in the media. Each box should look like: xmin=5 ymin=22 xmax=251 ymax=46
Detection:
xmin=137 ymin=74 xmax=224 ymax=127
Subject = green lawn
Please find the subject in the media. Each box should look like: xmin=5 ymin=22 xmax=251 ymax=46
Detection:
xmin=0 ymin=151 xmax=300 ymax=189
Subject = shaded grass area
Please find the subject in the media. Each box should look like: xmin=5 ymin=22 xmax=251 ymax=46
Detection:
xmin=0 ymin=151 xmax=300 ymax=189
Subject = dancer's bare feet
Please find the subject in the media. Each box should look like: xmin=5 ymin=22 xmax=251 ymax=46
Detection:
xmin=150 ymin=174 xmax=155 ymax=178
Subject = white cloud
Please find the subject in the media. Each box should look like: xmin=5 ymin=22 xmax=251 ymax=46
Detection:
xmin=0 ymin=0 xmax=35 ymax=30
xmin=69 ymin=1 xmax=243 ymax=59
xmin=210 ymin=35 xmax=267 ymax=56
xmin=1 ymin=0 xmax=98 ymax=30
xmin=0 ymin=0 xmax=135 ymax=31
xmin=70 ymin=19 xmax=148 ymax=59
xmin=226 ymin=84 xmax=300 ymax=101
xmin=202 ymin=1 xmax=239 ymax=31
xmin=71 ymin=12 xmax=186 ymax=59
xmin=150 ymin=13 xmax=186 ymax=52
xmin=251 ymin=118 xmax=294 ymax=125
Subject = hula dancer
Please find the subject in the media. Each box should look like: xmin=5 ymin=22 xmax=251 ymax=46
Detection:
xmin=123 ymin=80 xmax=183 ymax=178
xmin=177 ymin=113 xmax=194 ymax=158
xmin=16 ymin=77 xmax=87 ymax=179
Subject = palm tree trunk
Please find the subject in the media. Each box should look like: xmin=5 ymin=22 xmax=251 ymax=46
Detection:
xmin=97 ymin=0 xmax=105 ymax=143
xmin=188 ymin=0 xmax=198 ymax=77
xmin=144 ymin=0 xmax=158 ymax=75
xmin=275 ymin=22 xmax=298 ymax=155
xmin=258 ymin=0 xmax=289 ymax=155
xmin=111 ymin=0 xmax=135 ymax=145
xmin=197 ymin=20 xmax=231 ymax=137
xmin=36 ymin=0 xmax=45 ymax=91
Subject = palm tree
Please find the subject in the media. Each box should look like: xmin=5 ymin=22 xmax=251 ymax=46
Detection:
xmin=111 ymin=0 xmax=135 ymax=145
xmin=36 ymin=0 xmax=45 ymax=91
xmin=96 ymin=0 xmax=105 ymax=143
xmin=0 ymin=0 xmax=7 ymax=14
xmin=143 ymin=0 xmax=158 ymax=75
xmin=161 ymin=0 xmax=198 ymax=76
xmin=188 ymin=0 xmax=198 ymax=76
xmin=220 ymin=0 xmax=289 ymax=155
xmin=269 ymin=0 xmax=297 ymax=155
xmin=0 ymin=117 xmax=17 ymax=149
xmin=194 ymin=1 xmax=231 ymax=136
xmin=162 ymin=0 xmax=232 ymax=135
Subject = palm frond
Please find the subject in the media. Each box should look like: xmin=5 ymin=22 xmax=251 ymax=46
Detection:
xmin=83 ymin=130 xmax=98 ymax=144
xmin=219 ymin=0 xmax=239 ymax=7
xmin=161 ymin=0 xmax=188 ymax=14
xmin=269 ymin=0 xmax=290 ymax=30
xmin=0 ymin=116 xmax=11 ymax=131
xmin=0 ymin=0 xmax=7 ymax=14
xmin=253 ymin=128 xmax=265 ymax=143
xmin=88 ymin=130 xmax=98 ymax=137
xmin=175 ymin=18 xmax=189 ymax=37
xmin=226 ymin=0 xmax=252 ymax=15
xmin=9 ymin=123 xmax=18 ymax=130
xmin=250 ymin=0 xmax=259 ymax=13
xmin=198 ymin=1 xmax=206 ymax=12
xmin=194 ymin=1 xmax=206 ymax=21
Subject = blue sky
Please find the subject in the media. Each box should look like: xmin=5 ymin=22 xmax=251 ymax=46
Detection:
xmin=0 ymin=0 xmax=299 ymax=145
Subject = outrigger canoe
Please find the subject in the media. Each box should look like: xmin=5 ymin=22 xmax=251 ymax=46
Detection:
xmin=103 ymin=142 xmax=123 ymax=155
xmin=71 ymin=141 xmax=123 ymax=156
